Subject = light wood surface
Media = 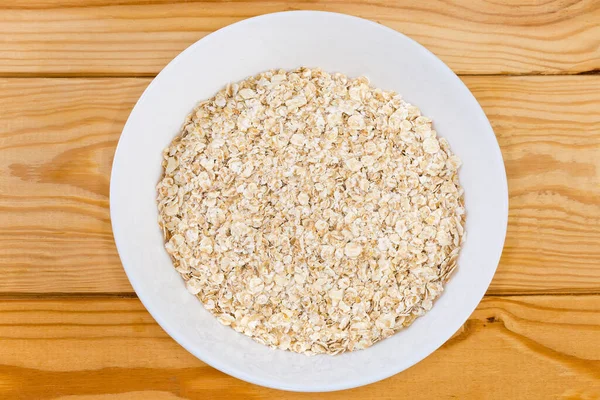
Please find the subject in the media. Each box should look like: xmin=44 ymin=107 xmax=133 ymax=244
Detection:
xmin=1 ymin=76 xmax=598 ymax=295
xmin=0 ymin=295 xmax=598 ymax=399
xmin=0 ymin=0 xmax=599 ymax=76
xmin=0 ymin=1 xmax=599 ymax=398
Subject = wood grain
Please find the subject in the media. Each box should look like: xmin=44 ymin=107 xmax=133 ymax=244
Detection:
xmin=467 ymin=76 xmax=600 ymax=293
xmin=0 ymin=295 xmax=597 ymax=399
xmin=0 ymin=0 xmax=599 ymax=76
xmin=0 ymin=76 xmax=599 ymax=294
xmin=0 ymin=78 xmax=142 ymax=293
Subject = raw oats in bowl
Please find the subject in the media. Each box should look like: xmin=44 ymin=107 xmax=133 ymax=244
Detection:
xmin=111 ymin=11 xmax=507 ymax=391
xmin=157 ymin=67 xmax=466 ymax=355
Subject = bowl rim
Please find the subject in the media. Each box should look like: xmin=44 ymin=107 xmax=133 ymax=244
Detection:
xmin=110 ymin=10 xmax=509 ymax=392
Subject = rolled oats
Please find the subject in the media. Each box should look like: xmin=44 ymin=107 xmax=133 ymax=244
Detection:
xmin=157 ymin=67 xmax=466 ymax=355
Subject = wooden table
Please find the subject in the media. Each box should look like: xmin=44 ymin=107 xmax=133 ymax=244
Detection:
xmin=1 ymin=1 xmax=599 ymax=398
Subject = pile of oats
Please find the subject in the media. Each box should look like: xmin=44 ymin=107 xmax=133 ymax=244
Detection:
xmin=157 ymin=67 xmax=465 ymax=355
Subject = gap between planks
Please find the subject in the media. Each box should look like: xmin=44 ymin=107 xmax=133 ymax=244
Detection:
xmin=1 ymin=292 xmax=600 ymax=301
xmin=0 ymin=69 xmax=599 ymax=79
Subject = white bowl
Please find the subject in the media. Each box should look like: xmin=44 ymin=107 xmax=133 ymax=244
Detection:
xmin=110 ymin=11 xmax=508 ymax=392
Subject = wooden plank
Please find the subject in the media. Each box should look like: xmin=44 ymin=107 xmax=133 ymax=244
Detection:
xmin=0 ymin=1 xmax=599 ymax=76
xmin=467 ymin=76 xmax=600 ymax=293
xmin=0 ymin=76 xmax=598 ymax=294
xmin=0 ymin=78 xmax=142 ymax=293
xmin=0 ymin=295 xmax=598 ymax=399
